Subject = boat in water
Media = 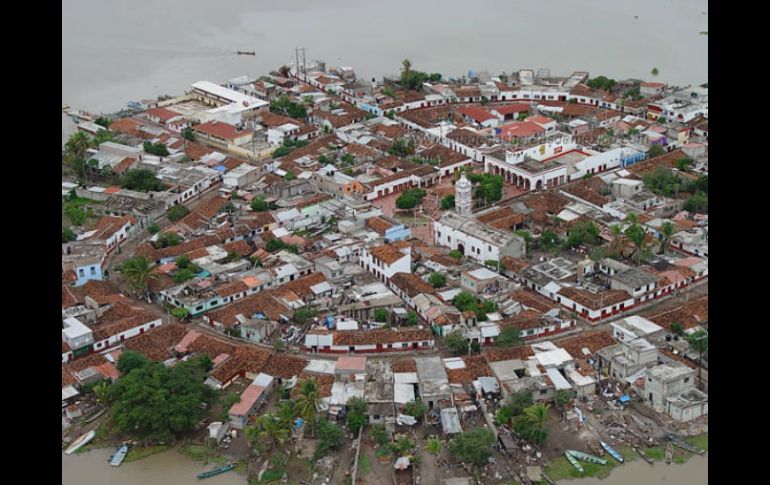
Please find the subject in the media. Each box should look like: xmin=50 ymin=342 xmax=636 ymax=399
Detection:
xmin=665 ymin=441 xmax=674 ymax=464
xmin=64 ymin=430 xmax=96 ymax=455
xmin=600 ymin=441 xmax=624 ymax=463
xmin=236 ymin=51 xmax=255 ymax=56
xmin=108 ymin=444 xmax=129 ymax=466
xmin=567 ymin=450 xmax=607 ymax=465
xmin=565 ymin=451 xmax=584 ymax=473
xmin=127 ymin=101 xmax=144 ymax=110
xmin=197 ymin=462 xmax=236 ymax=479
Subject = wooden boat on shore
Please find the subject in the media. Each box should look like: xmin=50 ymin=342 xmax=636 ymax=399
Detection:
xmin=108 ymin=444 xmax=129 ymax=466
xmin=665 ymin=442 xmax=674 ymax=464
xmin=64 ymin=430 xmax=96 ymax=455
xmin=567 ymin=450 xmax=607 ymax=465
xmin=565 ymin=451 xmax=584 ymax=473
xmin=197 ymin=462 xmax=236 ymax=479
xmin=670 ymin=438 xmax=705 ymax=455
xmin=600 ymin=441 xmax=624 ymax=463
xmin=83 ymin=407 xmax=107 ymax=424
xmin=634 ymin=447 xmax=654 ymax=465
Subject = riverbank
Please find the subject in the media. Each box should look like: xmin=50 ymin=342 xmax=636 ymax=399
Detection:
xmin=545 ymin=433 xmax=707 ymax=482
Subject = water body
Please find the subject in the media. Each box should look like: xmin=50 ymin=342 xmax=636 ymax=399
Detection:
xmin=63 ymin=0 xmax=707 ymax=116
xmin=565 ymin=454 xmax=708 ymax=485
xmin=62 ymin=448 xmax=247 ymax=485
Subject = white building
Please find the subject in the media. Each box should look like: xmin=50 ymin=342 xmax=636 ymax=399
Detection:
xmin=359 ymin=243 xmax=412 ymax=283
xmin=433 ymin=211 xmax=526 ymax=263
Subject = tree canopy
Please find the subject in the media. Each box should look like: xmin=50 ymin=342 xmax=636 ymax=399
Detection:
xmin=496 ymin=327 xmax=521 ymax=348
xmin=448 ymin=428 xmax=496 ymax=468
xmin=440 ymin=194 xmax=455 ymax=210
xmin=166 ymin=204 xmax=190 ymax=222
xmin=121 ymin=169 xmax=165 ymax=192
xmin=108 ymin=354 xmax=216 ymax=441
xmin=444 ymin=330 xmax=469 ymax=356
xmin=143 ymin=141 xmax=170 ymax=156
xmin=270 ymin=95 xmax=307 ymax=119
xmin=251 ymin=197 xmax=269 ymax=212
xmin=396 ymin=188 xmax=427 ymax=210
xmin=429 ymin=272 xmax=446 ymax=288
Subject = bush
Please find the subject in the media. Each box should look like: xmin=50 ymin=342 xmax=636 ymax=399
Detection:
xmin=62 ymin=227 xmax=77 ymax=243
xmin=374 ymin=308 xmax=389 ymax=323
xmin=250 ymin=197 xmax=269 ymax=212
xmin=122 ymin=169 xmax=165 ymax=192
xmin=167 ymin=204 xmax=190 ymax=222
xmin=154 ymin=232 xmax=182 ymax=248
xmin=440 ymin=194 xmax=455 ymax=210
xmin=314 ymin=419 xmax=344 ymax=459
xmin=444 ymin=330 xmax=469 ymax=356
xmin=143 ymin=141 xmax=170 ymax=156
xmin=171 ymin=307 xmax=190 ymax=320
xmin=428 ymin=272 xmax=446 ymax=288
xmin=371 ymin=424 xmax=389 ymax=446
xmin=147 ymin=223 xmax=160 ymax=234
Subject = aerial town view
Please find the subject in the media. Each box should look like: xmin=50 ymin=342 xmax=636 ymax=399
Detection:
xmin=62 ymin=1 xmax=708 ymax=485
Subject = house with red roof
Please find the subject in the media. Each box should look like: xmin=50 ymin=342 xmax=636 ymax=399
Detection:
xmin=457 ymin=106 xmax=499 ymax=128
xmin=192 ymin=121 xmax=253 ymax=150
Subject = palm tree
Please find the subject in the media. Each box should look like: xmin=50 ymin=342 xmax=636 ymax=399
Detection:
xmin=93 ymin=381 xmax=110 ymax=405
xmin=610 ymin=224 xmax=625 ymax=257
xmin=401 ymin=58 xmax=412 ymax=78
xmin=65 ymin=131 xmax=92 ymax=160
xmin=624 ymin=224 xmax=646 ymax=266
xmin=524 ymin=403 xmax=550 ymax=445
xmin=659 ymin=221 xmax=675 ymax=254
xmin=120 ymin=256 xmax=155 ymax=301
xmin=247 ymin=413 xmax=290 ymax=452
xmin=276 ymin=401 xmax=296 ymax=429
xmin=294 ymin=378 xmax=321 ymax=435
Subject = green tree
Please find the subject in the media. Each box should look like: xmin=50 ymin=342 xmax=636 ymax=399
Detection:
xmin=155 ymin=231 xmax=182 ymax=248
xmin=554 ymin=389 xmax=573 ymax=414
xmin=94 ymin=117 xmax=111 ymax=128
xmin=294 ymin=378 xmax=322 ymax=434
xmin=444 ymin=330 xmax=469 ymax=356
xmin=610 ymin=224 xmax=625 ymax=257
xmin=64 ymin=203 xmax=88 ymax=226
xmin=513 ymin=403 xmax=550 ymax=445
xmin=65 ymin=131 xmax=92 ymax=159
xmin=508 ymin=391 xmax=534 ymax=416
xmin=624 ymin=222 xmax=647 ymax=266
xmin=294 ymin=307 xmax=318 ymax=325
xmin=564 ymin=220 xmax=600 ymax=248
xmin=167 ymin=204 xmax=190 ymax=222
xmin=686 ymin=330 xmax=708 ymax=354
xmin=92 ymin=381 xmax=111 ymax=404
xmin=122 ymin=169 xmax=165 ymax=192
xmin=171 ymin=307 xmax=190 ymax=320
xmin=429 ymin=272 xmax=446 ymax=288
xmin=448 ymin=428 xmax=496 ymax=469
xmin=496 ymin=327 xmax=521 ymax=348
xmin=403 ymin=399 xmax=428 ymax=420
xmin=147 ymin=223 xmax=160 ymax=234
xmin=586 ymin=76 xmax=616 ymax=91
xmin=647 ymin=144 xmax=665 ymax=158
xmin=247 ymin=412 xmax=291 ymax=453
xmin=405 ymin=311 xmax=419 ymax=326
xmin=675 ymin=157 xmax=693 ymax=172
xmin=116 ymin=350 xmax=150 ymax=375
xmin=386 ymin=110 xmax=395 ymax=120
xmin=440 ymin=194 xmax=455 ymax=210
xmin=452 ymin=291 xmax=477 ymax=312
xmin=539 ymin=230 xmax=561 ymax=250
xmin=371 ymin=424 xmax=389 ymax=446
xmin=250 ymin=197 xmax=269 ymax=212
xmin=449 ymin=250 xmax=463 ymax=260
xmin=182 ymin=127 xmax=195 ymax=141
xmin=480 ymin=96 xmax=489 ymax=106
xmin=120 ymin=256 xmax=155 ymax=299
xmin=374 ymin=308 xmax=389 ymax=323
xmin=270 ymin=95 xmax=308 ymax=119
xmin=314 ymin=418 xmax=344 ymax=459
xmin=388 ymin=137 xmax=416 ymax=157
xmin=109 ymin=359 xmax=216 ymax=440
xmin=684 ymin=191 xmax=708 ymax=213
xmin=265 ymin=238 xmax=287 ymax=252
xmin=284 ymin=171 xmax=296 ymax=181
xmin=62 ymin=227 xmax=77 ymax=243
xmin=143 ymin=141 xmax=170 ymax=156
xmin=659 ymin=221 xmax=675 ymax=254
xmin=173 ymin=268 xmax=196 ymax=283
xmin=651 ymin=67 xmax=659 ymax=76
xmin=346 ymin=397 xmax=368 ymax=434
xmin=671 ymin=322 xmax=684 ymax=336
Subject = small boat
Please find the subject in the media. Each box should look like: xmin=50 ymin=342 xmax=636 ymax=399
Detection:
xmin=62 ymin=104 xmax=70 ymax=112
xmin=567 ymin=450 xmax=607 ymax=465
xmin=127 ymin=101 xmax=144 ymax=110
xmin=600 ymin=441 xmax=624 ymax=463
xmin=670 ymin=438 xmax=705 ymax=455
xmin=565 ymin=451 xmax=584 ymax=473
xmin=197 ymin=462 xmax=236 ymax=479
xmin=108 ymin=444 xmax=129 ymax=466
xmin=64 ymin=430 xmax=96 ymax=455
xmin=665 ymin=442 xmax=674 ymax=464
xmin=634 ymin=447 xmax=654 ymax=465
xmin=236 ymin=51 xmax=256 ymax=56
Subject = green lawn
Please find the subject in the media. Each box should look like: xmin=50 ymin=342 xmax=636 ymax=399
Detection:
xmin=123 ymin=444 xmax=168 ymax=462
xmin=544 ymin=446 xmax=636 ymax=481
xmin=357 ymin=452 xmax=372 ymax=476
xmin=686 ymin=433 xmax=708 ymax=452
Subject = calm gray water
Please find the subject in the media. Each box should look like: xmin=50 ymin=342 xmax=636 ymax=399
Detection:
xmin=62 ymin=448 xmax=247 ymax=485
xmin=63 ymin=0 xmax=708 ymax=116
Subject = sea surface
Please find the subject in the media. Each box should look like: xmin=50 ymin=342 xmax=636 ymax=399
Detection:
xmin=62 ymin=0 xmax=707 ymax=114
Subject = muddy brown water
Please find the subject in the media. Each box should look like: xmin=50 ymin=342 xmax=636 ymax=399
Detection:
xmin=562 ymin=453 xmax=707 ymax=485
xmin=62 ymin=447 xmax=247 ymax=485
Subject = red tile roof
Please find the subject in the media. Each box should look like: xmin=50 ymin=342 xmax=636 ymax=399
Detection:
xmin=193 ymin=121 xmax=252 ymax=140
